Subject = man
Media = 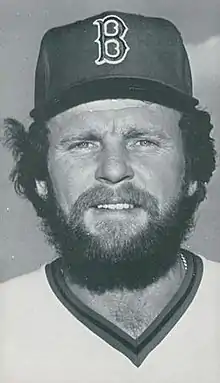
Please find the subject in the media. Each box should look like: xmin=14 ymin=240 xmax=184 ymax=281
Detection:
xmin=1 ymin=10 xmax=219 ymax=383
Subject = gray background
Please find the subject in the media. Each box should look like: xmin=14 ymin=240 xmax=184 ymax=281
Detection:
xmin=0 ymin=0 xmax=219 ymax=282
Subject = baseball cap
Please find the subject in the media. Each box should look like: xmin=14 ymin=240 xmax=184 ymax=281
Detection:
xmin=30 ymin=10 xmax=199 ymax=121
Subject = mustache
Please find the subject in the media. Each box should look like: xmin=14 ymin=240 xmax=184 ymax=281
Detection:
xmin=69 ymin=182 xmax=159 ymax=219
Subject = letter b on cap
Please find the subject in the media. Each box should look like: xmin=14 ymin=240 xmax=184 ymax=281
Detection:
xmin=93 ymin=15 xmax=130 ymax=65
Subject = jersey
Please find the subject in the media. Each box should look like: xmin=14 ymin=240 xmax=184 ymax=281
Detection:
xmin=0 ymin=250 xmax=220 ymax=383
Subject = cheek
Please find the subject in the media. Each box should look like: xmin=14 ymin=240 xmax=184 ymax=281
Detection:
xmin=135 ymin=149 xmax=185 ymax=206
xmin=47 ymin=150 xmax=93 ymax=214
xmin=158 ymin=151 xmax=185 ymax=198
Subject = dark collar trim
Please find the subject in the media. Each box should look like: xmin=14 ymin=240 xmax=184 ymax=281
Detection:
xmin=45 ymin=249 xmax=203 ymax=367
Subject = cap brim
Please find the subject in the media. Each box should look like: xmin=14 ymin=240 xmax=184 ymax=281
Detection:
xmin=30 ymin=77 xmax=199 ymax=121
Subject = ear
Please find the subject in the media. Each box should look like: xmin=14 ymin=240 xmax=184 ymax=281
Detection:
xmin=187 ymin=180 xmax=198 ymax=197
xmin=36 ymin=180 xmax=47 ymax=198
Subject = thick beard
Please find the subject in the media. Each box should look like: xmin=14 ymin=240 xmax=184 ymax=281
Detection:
xmin=38 ymin=181 xmax=196 ymax=293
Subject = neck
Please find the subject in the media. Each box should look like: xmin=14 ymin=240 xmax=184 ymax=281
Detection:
xmin=63 ymin=254 xmax=186 ymax=339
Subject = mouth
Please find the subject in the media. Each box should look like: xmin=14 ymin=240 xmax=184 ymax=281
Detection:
xmin=97 ymin=203 xmax=134 ymax=210
xmin=90 ymin=203 xmax=142 ymax=212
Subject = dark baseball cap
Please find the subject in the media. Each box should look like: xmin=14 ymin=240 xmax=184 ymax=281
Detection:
xmin=30 ymin=10 xmax=199 ymax=121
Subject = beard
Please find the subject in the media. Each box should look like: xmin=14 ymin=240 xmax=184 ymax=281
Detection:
xmin=38 ymin=179 xmax=196 ymax=293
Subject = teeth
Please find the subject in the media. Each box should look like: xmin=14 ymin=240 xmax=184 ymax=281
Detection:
xmin=96 ymin=203 xmax=134 ymax=210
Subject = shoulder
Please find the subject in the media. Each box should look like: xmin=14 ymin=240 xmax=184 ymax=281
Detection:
xmin=194 ymin=252 xmax=220 ymax=279
xmin=0 ymin=264 xmax=47 ymax=291
xmin=182 ymin=247 xmax=220 ymax=275
xmin=181 ymin=248 xmax=220 ymax=308
xmin=0 ymin=262 xmax=66 ymax=335
xmin=198 ymin=253 xmax=220 ymax=289
xmin=0 ymin=264 xmax=52 ymax=313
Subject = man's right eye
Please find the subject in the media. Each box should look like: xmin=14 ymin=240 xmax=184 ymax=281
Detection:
xmin=68 ymin=141 xmax=97 ymax=150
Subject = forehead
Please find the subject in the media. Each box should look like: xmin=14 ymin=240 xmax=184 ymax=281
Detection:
xmin=47 ymin=99 xmax=181 ymax=137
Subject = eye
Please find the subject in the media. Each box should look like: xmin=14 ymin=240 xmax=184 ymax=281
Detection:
xmin=68 ymin=141 xmax=97 ymax=150
xmin=134 ymin=139 xmax=159 ymax=147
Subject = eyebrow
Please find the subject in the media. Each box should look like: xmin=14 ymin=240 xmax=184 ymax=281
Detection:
xmin=60 ymin=132 xmax=102 ymax=145
xmin=59 ymin=127 xmax=167 ymax=145
xmin=122 ymin=128 xmax=167 ymax=139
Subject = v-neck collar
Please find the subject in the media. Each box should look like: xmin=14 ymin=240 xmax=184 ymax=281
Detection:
xmin=45 ymin=249 xmax=203 ymax=367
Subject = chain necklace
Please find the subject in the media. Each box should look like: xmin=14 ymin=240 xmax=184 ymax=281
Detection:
xmin=180 ymin=253 xmax=188 ymax=271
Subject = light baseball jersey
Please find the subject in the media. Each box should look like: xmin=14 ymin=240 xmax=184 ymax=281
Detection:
xmin=0 ymin=249 xmax=219 ymax=383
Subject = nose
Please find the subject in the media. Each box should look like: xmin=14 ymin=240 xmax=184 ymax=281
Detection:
xmin=95 ymin=145 xmax=134 ymax=185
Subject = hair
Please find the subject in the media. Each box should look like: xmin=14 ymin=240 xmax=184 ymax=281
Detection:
xmin=2 ymin=107 xmax=216 ymax=218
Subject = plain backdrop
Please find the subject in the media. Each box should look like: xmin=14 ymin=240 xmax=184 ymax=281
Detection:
xmin=0 ymin=0 xmax=219 ymax=282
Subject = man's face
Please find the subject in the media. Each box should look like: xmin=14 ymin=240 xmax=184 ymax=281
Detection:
xmin=43 ymin=99 xmax=196 ymax=290
xmin=47 ymin=98 xmax=185 ymax=243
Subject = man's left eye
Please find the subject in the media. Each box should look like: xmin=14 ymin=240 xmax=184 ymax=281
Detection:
xmin=134 ymin=139 xmax=158 ymax=147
